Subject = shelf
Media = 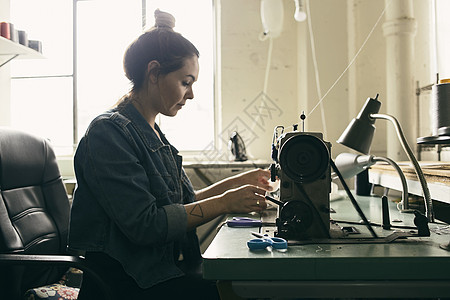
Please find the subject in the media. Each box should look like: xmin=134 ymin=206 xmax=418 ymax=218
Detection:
xmin=0 ymin=36 xmax=44 ymax=67
xmin=369 ymin=161 xmax=450 ymax=204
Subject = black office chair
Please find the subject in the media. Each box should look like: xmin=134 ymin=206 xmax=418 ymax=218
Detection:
xmin=0 ymin=127 xmax=110 ymax=300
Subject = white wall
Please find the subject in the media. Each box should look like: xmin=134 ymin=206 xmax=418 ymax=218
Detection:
xmin=219 ymin=0 xmax=434 ymax=161
xmin=219 ymin=0 xmax=299 ymax=161
xmin=302 ymin=0 xmax=351 ymax=157
xmin=218 ymin=0 xmax=361 ymax=160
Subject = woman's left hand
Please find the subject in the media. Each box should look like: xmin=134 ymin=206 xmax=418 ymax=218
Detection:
xmin=195 ymin=168 xmax=275 ymax=201
xmin=233 ymin=168 xmax=273 ymax=191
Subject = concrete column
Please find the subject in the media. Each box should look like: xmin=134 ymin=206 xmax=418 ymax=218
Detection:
xmin=382 ymin=0 xmax=417 ymax=160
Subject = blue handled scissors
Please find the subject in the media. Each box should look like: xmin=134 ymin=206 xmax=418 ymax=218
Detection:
xmin=227 ymin=217 xmax=262 ymax=227
xmin=247 ymin=232 xmax=288 ymax=250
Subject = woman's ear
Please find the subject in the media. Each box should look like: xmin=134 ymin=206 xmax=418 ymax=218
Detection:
xmin=147 ymin=60 xmax=160 ymax=84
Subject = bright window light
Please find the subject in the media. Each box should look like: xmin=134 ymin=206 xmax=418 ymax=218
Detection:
xmin=145 ymin=0 xmax=215 ymax=151
xmin=76 ymin=0 xmax=142 ymax=141
xmin=77 ymin=0 xmax=214 ymax=152
xmin=10 ymin=0 xmax=215 ymax=156
xmin=10 ymin=0 xmax=73 ymax=155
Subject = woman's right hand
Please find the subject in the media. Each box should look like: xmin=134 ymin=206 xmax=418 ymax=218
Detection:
xmin=222 ymin=184 xmax=267 ymax=214
xmin=185 ymin=184 xmax=267 ymax=230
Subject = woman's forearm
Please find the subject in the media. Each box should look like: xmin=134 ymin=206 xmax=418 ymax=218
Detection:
xmin=195 ymin=176 xmax=238 ymax=200
xmin=195 ymin=168 xmax=271 ymax=201
xmin=185 ymin=195 xmax=229 ymax=230
xmin=186 ymin=184 xmax=268 ymax=230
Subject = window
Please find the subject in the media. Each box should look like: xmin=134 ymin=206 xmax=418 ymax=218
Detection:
xmin=11 ymin=0 xmax=215 ymax=156
xmin=144 ymin=0 xmax=215 ymax=151
xmin=10 ymin=0 xmax=73 ymax=155
xmin=76 ymin=0 xmax=142 ymax=145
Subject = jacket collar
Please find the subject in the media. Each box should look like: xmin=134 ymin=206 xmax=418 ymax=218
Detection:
xmin=119 ymin=101 xmax=180 ymax=155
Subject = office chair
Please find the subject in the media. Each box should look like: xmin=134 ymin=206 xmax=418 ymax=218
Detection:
xmin=0 ymin=127 xmax=111 ymax=300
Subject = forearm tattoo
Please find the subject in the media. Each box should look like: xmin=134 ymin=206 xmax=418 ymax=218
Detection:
xmin=189 ymin=204 xmax=204 ymax=218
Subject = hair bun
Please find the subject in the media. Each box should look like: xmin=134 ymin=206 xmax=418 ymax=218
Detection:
xmin=154 ymin=9 xmax=175 ymax=30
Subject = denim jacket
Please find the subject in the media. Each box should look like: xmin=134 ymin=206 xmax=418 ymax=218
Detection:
xmin=68 ymin=101 xmax=200 ymax=289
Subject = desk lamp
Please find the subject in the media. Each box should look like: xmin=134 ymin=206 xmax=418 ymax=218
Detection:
xmin=337 ymin=94 xmax=434 ymax=222
xmin=335 ymin=152 xmax=409 ymax=211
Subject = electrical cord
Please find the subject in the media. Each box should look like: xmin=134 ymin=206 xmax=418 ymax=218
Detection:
xmin=372 ymin=156 xmax=410 ymax=212
xmin=330 ymin=159 xmax=378 ymax=238
xmin=296 ymin=183 xmax=332 ymax=238
xmin=332 ymin=219 xmax=417 ymax=230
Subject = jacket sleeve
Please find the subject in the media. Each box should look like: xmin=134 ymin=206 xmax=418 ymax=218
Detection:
xmin=78 ymin=119 xmax=187 ymax=245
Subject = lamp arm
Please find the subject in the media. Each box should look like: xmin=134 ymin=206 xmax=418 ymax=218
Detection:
xmin=371 ymin=113 xmax=434 ymax=222
xmin=372 ymin=156 xmax=410 ymax=211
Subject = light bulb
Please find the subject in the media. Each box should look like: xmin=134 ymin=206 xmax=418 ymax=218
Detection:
xmin=294 ymin=10 xmax=307 ymax=22
xmin=294 ymin=0 xmax=307 ymax=22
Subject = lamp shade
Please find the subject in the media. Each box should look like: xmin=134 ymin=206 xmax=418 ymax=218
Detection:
xmin=335 ymin=153 xmax=375 ymax=178
xmin=337 ymin=95 xmax=381 ymax=154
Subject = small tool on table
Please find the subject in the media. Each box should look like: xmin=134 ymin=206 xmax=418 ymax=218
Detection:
xmin=247 ymin=232 xmax=288 ymax=250
xmin=227 ymin=217 xmax=262 ymax=227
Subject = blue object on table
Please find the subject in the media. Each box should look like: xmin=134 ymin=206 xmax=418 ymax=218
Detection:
xmin=247 ymin=235 xmax=288 ymax=250
xmin=227 ymin=217 xmax=262 ymax=227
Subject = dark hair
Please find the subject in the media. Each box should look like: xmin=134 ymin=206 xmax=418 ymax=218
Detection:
xmin=123 ymin=10 xmax=199 ymax=93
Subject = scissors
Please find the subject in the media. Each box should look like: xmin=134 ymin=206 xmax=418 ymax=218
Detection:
xmin=247 ymin=232 xmax=288 ymax=250
xmin=227 ymin=217 xmax=262 ymax=227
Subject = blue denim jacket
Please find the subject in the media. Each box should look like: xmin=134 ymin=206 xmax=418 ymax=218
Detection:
xmin=68 ymin=101 xmax=199 ymax=289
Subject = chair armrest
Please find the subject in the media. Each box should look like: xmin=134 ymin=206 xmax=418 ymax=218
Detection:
xmin=0 ymin=253 xmax=112 ymax=299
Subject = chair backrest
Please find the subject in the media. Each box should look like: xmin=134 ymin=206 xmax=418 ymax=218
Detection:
xmin=0 ymin=127 xmax=70 ymax=298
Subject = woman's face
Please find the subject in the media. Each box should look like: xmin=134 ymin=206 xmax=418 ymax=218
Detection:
xmin=152 ymin=55 xmax=199 ymax=117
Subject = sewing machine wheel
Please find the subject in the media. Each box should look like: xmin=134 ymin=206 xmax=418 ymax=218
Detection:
xmin=278 ymin=201 xmax=314 ymax=238
xmin=278 ymin=134 xmax=330 ymax=183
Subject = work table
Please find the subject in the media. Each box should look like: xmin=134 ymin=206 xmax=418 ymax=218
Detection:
xmin=202 ymin=193 xmax=450 ymax=299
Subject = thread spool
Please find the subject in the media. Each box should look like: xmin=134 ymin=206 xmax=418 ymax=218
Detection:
xmin=417 ymin=79 xmax=450 ymax=144
xmin=431 ymin=81 xmax=450 ymax=136
xmin=9 ymin=23 xmax=18 ymax=43
xmin=18 ymin=30 xmax=28 ymax=46
xmin=28 ymin=40 xmax=42 ymax=53
xmin=1 ymin=22 xmax=10 ymax=39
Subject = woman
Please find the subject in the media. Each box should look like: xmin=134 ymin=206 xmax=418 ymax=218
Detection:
xmin=68 ymin=10 xmax=271 ymax=299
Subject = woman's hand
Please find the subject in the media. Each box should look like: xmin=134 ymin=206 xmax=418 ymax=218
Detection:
xmin=195 ymin=168 xmax=274 ymax=201
xmin=231 ymin=168 xmax=273 ymax=191
xmin=185 ymin=184 xmax=267 ymax=229
xmin=222 ymin=184 xmax=267 ymax=214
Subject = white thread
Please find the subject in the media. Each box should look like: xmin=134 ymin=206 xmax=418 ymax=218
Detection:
xmin=307 ymin=0 xmax=393 ymax=117
xmin=263 ymin=37 xmax=274 ymax=94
